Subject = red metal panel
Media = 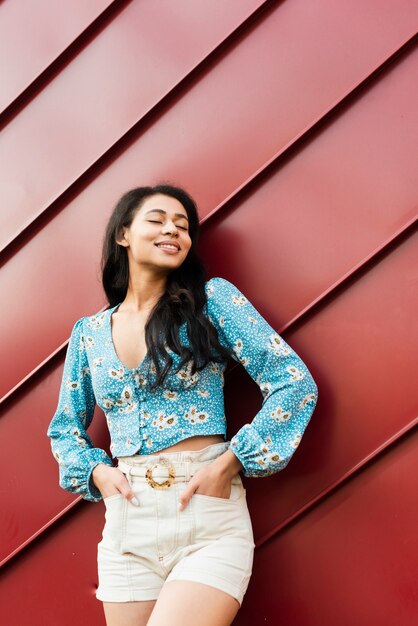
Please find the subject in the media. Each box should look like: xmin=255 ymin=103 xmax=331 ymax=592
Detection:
xmin=2 ymin=221 xmax=416 ymax=567
xmin=222 ymin=227 xmax=418 ymax=540
xmin=0 ymin=380 xmax=110 ymax=564
xmin=0 ymin=0 xmax=114 ymax=112
xmin=0 ymin=502 xmax=107 ymax=625
xmin=0 ymin=0 xmax=266 ymax=251
xmin=198 ymin=45 xmax=418 ymax=324
xmin=1 ymin=0 xmax=417 ymax=623
xmin=1 ymin=0 xmax=416 ymax=252
xmin=1 ymin=375 xmax=416 ymax=625
xmin=1 ymin=42 xmax=417 ymax=401
xmin=238 ymin=428 xmax=418 ymax=626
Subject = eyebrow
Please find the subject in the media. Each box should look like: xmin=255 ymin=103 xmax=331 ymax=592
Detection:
xmin=145 ymin=209 xmax=189 ymax=221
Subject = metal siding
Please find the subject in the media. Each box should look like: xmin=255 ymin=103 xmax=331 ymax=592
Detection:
xmin=0 ymin=0 xmax=417 ymax=623
xmin=0 ymin=0 xmax=114 ymax=112
xmin=223 ymin=226 xmax=418 ymax=542
xmin=240 ymin=427 xmax=418 ymax=626
xmin=2 ymin=3 xmax=417 ymax=399
xmin=0 ymin=0 xmax=267 ymax=251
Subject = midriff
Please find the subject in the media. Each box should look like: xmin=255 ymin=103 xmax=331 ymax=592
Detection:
xmin=147 ymin=434 xmax=224 ymax=455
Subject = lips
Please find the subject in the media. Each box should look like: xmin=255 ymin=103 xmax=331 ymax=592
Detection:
xmin=155 ymin=241 xmax=180 ymax=251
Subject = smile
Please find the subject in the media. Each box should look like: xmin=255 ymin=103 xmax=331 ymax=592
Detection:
xmin=155 ymin=243 xmax=180 ymax=252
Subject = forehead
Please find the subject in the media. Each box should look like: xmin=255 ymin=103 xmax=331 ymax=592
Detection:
xmin=138 ymin=193 xmax=188 ymax=218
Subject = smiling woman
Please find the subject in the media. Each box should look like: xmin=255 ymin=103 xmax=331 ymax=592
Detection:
xmin=117 ymin=195 xmax=192 ymax=268
xmin=47 ymin=183 xmax=318 ymax=626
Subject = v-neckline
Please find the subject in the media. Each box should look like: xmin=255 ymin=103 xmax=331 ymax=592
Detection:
xmin=108 ymin=302 xmax=149 ymax=373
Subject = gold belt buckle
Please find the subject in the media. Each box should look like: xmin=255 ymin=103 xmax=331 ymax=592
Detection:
xmin=145 ymin=458 xmax=175 ymax=489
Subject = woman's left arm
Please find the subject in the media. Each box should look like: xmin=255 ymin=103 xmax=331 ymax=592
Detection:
xmin=206 ymin=276 xmax=318 ymax=478
xmin=178 ymin=276 xmax=318 ymax=510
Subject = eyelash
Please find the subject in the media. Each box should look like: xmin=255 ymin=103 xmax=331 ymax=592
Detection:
xmin=148 ymin=220 xmax=188 ymax=231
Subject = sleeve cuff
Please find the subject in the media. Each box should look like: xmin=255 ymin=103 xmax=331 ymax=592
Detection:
xmin=83 ymin=449 xmax=114 ymax=502
xmin=230 ymin=424 xmax=290 ymax=477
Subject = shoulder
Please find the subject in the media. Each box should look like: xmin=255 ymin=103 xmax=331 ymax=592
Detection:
xmin=69 ymin=306 xmax=107 ymax=338
xmin=69 ymin=316 xmax=86 ymax=334
xmin=83 ymin=307 xmax=110 ymax=332
xmin=205 ymin=276 xmax=248 ymax=305
xmin=205 ymin=276 xmax=241 ymax=297
xmin=204 ymin=277 xmax=251 ymax=326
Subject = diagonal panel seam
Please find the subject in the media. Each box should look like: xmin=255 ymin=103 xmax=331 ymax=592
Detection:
xmin=1 ymin=25 xmax=417 ymax=572
xmin=2 ymin=212 xmax=416 ymax=406
xmin=0 ymin=0 xmax=132 ymax=123
xmin=277 ymin=214 xmax=418 ymax=334
xmin=256 ymin=416 xmax=418 ymax=549
xmin=1 ymin=412 xmax=416 ymax=569
xmin=0 ymin=219 xmax=418 ymax=567
xmin=0 ymin=496 xmax=82 ymax=569
xmin=200 ymin=33 xmax=418 ymax=228
xmin=0 ymin=0 xmax=274 ymax=258
xmin=2 ymin=13 xmax=415 ymax=259
xmin=0 ymin=222 xmax=416 ymax=568
xmin=221 ymin=218 xmax=418 ymax=398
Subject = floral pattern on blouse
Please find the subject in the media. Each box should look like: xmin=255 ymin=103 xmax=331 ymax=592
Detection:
xmin=47 ymin=277 xmax=318 ymax=502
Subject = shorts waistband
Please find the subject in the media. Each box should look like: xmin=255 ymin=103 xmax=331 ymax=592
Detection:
xmin=118 ymin=441 xmax=230 ymax=465
xmin=116 ymin=441 xmax=240 ymax=486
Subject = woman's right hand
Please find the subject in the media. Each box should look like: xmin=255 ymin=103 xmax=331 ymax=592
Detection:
xmin=92 ymin=463 xmax=140 ymax=506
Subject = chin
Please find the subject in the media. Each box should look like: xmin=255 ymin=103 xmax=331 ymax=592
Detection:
xmin=155 ymin=259 xmax=185 ymax=272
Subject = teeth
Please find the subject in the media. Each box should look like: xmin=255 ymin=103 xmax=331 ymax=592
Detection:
xmin=157 ymin=244 xmax=178 ymax=251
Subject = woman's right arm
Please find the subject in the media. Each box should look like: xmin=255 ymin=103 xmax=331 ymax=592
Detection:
xmin=46 ymin=317 xmax=114 ymax=502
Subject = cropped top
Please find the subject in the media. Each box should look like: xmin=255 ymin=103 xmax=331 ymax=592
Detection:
xmin=47 ymin=276 xmax=318 ymax=502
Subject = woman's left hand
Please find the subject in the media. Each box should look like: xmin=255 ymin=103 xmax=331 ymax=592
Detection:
xmin=178 ymin=449 xmax=243 ymax=511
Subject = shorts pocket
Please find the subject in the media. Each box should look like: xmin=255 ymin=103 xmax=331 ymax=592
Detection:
xmin=103 ymin=493 xmax=124 ymax=504
xmin=101 ymin=494 xmax=127 ymax=552
xmin=192 ymin=482 xmax=244 ymax=504
xmin=190 ymin=483 xmax=251 ymax=542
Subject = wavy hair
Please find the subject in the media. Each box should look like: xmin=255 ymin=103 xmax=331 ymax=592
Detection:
xmin=101 ymin=184 xmax=230 ymax=388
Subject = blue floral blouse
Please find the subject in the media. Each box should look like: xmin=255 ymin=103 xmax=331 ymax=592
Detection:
xmin=47 ymin=277 xmax=318 ymax=502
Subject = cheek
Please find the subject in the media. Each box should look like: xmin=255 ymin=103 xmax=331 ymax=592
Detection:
xmin=183 ymin=238 xmax=192 ymax=255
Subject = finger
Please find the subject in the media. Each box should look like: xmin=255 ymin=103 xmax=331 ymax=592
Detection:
xmin=178 ymin=486 xmax=196 ymax=512
xmin=121 ymin=487 xmax=140 ymax=506
xmin=118 ymin=476 xmax=140 ymax=507
xmin=129 ymin=493 xmax=140 ymax=507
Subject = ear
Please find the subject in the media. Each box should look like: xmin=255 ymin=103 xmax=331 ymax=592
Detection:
xmin=116 ymin=226 xmax=129 ymax=247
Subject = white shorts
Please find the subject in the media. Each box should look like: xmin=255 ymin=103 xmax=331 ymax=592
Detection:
xmin=96 ymin=442 xmax=255 ymax=606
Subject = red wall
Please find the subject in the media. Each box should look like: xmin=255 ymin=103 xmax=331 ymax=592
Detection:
xmin=1 ymin=1 xmax=417 ymax=624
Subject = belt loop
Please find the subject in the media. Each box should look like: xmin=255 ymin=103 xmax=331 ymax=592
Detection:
xmin=185 ymin=458 xmax=191 ymax=482
xmin=125 ymin=465 xmax=134 ymax=489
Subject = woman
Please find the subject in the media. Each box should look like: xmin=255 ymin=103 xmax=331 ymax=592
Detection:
xmin=47 ymin=184 xmax=318 ymax=626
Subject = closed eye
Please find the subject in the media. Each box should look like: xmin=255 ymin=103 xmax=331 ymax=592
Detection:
xmin=148 ymin=220 xmax=188 ymax=231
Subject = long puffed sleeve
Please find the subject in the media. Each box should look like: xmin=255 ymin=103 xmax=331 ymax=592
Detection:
xmin=206 ymin=277 xmax=318 ymax=477
xmin=47 ymin=317 xmax=113 ymax=502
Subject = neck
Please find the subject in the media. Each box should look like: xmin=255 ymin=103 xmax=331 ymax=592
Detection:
xmin=123 ymin=267 xmax=168 ymax=312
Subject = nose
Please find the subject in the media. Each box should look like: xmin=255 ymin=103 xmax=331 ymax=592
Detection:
xmin=161 ymin=219 xmax=179 ymax=236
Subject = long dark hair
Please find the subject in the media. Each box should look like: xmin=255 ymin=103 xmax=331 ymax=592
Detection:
xmin=101 ymin=184 xmax=231 ymax=388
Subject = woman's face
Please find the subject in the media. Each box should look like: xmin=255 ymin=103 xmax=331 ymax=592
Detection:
xmin=118 ymin=193 xmax=192 ymax=273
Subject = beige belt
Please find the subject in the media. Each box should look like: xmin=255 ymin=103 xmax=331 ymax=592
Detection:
xmin=117 ymin=458 xmax=242 ymax=490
